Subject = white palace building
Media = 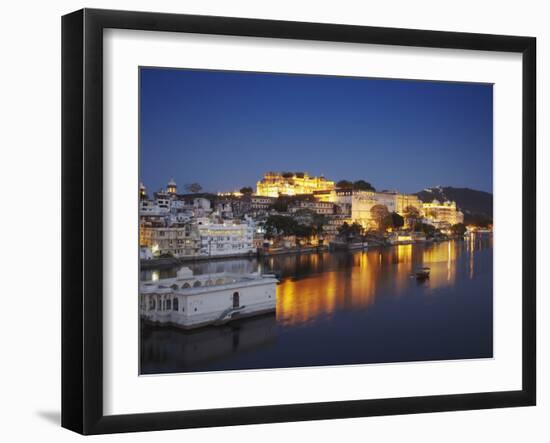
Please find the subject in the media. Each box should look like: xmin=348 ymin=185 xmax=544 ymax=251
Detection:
xmin=140 ymin=267 xmax=278 ymax=329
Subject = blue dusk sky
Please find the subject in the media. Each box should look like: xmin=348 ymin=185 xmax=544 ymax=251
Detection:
xmin=139 ymin=68 xmax=493 ymax=195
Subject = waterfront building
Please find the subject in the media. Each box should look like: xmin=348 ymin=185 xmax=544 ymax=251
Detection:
xmin=338 ymin=190 xmax=396 ymax=229
xmin=140 ymin=267 xmax=278 ymax=329
xmin=195 ymin=218 xmax=256 ymax=257
xmin=373 ymin=192 xmax=398 ymax=212
xmin=322 ymin=215 xmax=352 ymax=241
xmin=336 ymin=189 xmax=424 ymax=229
xmin=335 ymin=189 xmax=396 ymax=212
xmin=256 ymin=171 xmax=335 ymax=197
xmin=393 ymin=193 xmax=423 ymax=214
xmin=140 ymin=217 xmax=257 ymax=258
xmin=349 ymin=191 xmax=382 ymax=229
xmin=422 ymin=199 xmax=464 ymax=227
xmin=140 ymin=224 xmax=200 ymax=257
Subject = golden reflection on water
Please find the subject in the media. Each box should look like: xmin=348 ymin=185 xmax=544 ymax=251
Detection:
xmin=276 ymin=239 xmax=489 ymax=327
xmin=422 ymin=241 xmax=458 ymax=289
xmin=276 ymin=244 xmax=416 ymax=326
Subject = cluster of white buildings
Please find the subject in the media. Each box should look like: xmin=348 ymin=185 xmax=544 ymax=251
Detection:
xmin=139 ymin=180 xmax=258 ymax=260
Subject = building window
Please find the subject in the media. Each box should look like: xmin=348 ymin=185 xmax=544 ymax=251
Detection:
xmin=233 ymin=292 xmax=240 ymax=308
xmin=166 ymin=299 xmax=171 ymax=310
xmin=173 ymin=298 xmax=179 ymax=311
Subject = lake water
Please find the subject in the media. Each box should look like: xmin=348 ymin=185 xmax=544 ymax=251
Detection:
xmin=140 ymin=236 xmax=493 ymax=374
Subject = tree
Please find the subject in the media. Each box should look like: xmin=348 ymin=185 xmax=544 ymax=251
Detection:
xmin=239 ymin=186 xmax=253 ymax=195
xmin=264 ymin=215 xmax=298 ymax=238
xmin=264 ymin=214 xmax=318 ymax=246
xmin=370 ymin=204 xmax=390 ymax=231
xmin=311 ymin=213 xmax=328 ymax=235
xmin=294 ymin=224 xmax=314 ymax=245
xmin=337 ymin=222 xmax=364 ymax=242
xmin=403 ymin=205 xmax=421 ymax=229
xmin=271 ymin=196 xmax=290 ymax=213
xmin=185 ymin=182 xmax=202 ymax=193
xmin=349 ymin=222 xmax=364 ymax=238
xmin=383 ymin=212 xmax=404 ymax=230
xmin=337 ymin=222 xmax=350 ymax=238
xmin=414 ymin=222 xmax=436 ymax=237
xmin=451 ymin=223 xmax=467 ymax=236
xmin=336 ymin=180 xmax=353 ymax=189
xmin=353 ymin=180 xmax=375 ymax=191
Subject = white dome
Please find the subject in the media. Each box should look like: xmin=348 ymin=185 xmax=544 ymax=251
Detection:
xmin=176 ymin=267 xmax=193 ymax=279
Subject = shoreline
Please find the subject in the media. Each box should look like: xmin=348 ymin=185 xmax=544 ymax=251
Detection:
xmin=139 ymin=246 xmax=330 ymax=269
xmin=140 ymin=236 xmax=471 ymax=270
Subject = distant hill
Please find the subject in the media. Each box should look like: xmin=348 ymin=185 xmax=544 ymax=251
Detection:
xmin=415 ymin=186 xmax=493 ymax=226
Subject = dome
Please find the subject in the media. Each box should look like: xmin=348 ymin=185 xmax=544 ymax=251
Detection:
xmin=167 ymin=178 xmax=177 ymax=186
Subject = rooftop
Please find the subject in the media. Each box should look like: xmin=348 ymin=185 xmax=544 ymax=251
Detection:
xmin=140 ymin=268 xmax=277 ymax=296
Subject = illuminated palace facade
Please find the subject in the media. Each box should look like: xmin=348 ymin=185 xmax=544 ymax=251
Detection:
xmin=422 ymin=200 xmax=464 ymax=227
xmin=255 ymin=171 xmax=463 ymax=230
xmin=340 ymin=190 xmax=424 ymax=229
xmin=256 ymin=172 xmax=335 ymax=197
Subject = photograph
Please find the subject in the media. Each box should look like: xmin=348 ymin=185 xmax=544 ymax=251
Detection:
xmin=138 ymin=67 xmax=494 ymax=375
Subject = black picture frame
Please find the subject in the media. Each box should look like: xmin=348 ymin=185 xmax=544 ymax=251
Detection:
xmin=61 ymin=8 xmax=536 ymax=435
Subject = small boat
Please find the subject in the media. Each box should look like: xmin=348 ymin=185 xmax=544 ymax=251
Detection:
xmin=414 ymin=267 xmax=431 ymax=280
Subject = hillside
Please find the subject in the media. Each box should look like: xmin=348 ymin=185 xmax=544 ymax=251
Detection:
xmin=415 ymin=186 xmax=493 ymax=226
